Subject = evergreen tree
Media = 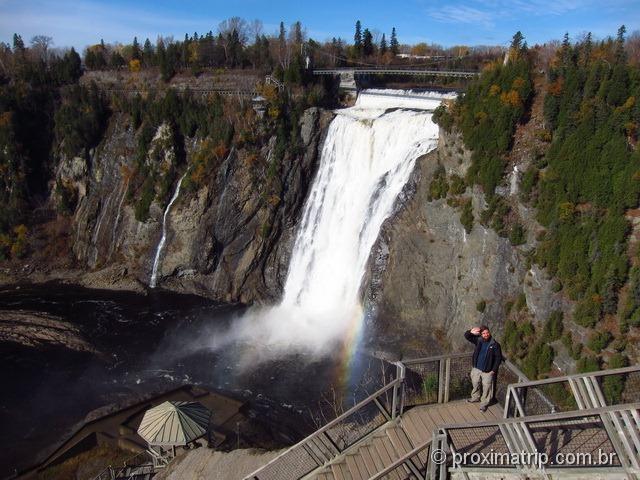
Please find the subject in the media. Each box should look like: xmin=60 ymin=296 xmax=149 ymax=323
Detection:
xmin=380 ymin=34 xmax=387 ymax=55
xmin=132 ymin=36 xmax=141 ymax=60
xmin=510 ymin=31 xmax=524 ymax=51
xmin=143 ymin=38 xmax=155 ymax=67
xmin=561 ymin=32 xmax=571 ymax=66
xmin=110 ymin=50 xmax=125 ymax=68
xmin=582 ymin=32 xmax=592 ymax=66
xmin=390 ymin=27 xmax=399 ymax=55
xmin=279 ymin=21 xmax=287 ymax=68
xmin=293 ymin=21 xmax=303 ymax=46
xmin=354 ymin=20 xmax=362 ymax=56
xmin=12 ymin=33 xmax=24 ymax=52
xmin=615 ymin=25 xmax=626 ymax=64
xmin=363 ymin=29 xmax=374 ymax=56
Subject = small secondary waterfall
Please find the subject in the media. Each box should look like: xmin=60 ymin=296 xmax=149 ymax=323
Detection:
xmin=242 ymin=90 xmax=453 ymax=352
xmin=90 ymin=188 xmax=115 ymax=264
xmin=149 ymin=172 xmax=187 ymax=288
xmin=108 ymin=180 xmax=129 ymax=260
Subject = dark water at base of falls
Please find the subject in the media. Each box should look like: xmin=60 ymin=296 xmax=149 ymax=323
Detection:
xmin=0 ymin=283 xmax=387 ymax=476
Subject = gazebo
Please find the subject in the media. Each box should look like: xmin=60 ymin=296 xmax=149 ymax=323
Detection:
xmin=138 ymin=401 xmax=211 ymax=463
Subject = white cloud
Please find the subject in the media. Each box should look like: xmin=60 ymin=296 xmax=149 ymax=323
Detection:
xmin=429 ymin=5 xmax=495 ymax=28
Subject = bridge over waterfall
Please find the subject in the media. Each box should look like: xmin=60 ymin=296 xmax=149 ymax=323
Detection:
xmin=313 ymin=68 xmax=479 ymax=91
xmin=245 ymin=353 xmax=640 ymax=480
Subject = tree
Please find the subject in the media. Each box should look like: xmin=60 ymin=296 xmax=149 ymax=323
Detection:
xmin=132 ymin=36 xmax=141 ymax=60
xmin=30 ymin=35 xmax=53 ymax=63
xmin=278 ymin=21 xmax=288 ymax=68
xmin=292 ymin=21 xmax=304 ymax=46
xmin=363 ymin=29 xmax=374 ymax=56
xmin=354 ymin=20 xmax=362 ymax=56
xmin=12 ymin=33 xmax=24 ymax=52
xmin=110 ymin=50 xmax=125 ymax=68
xmin=142 ymin=38 xmax=155 ymax=67
xmin=615 ymin=25 xmax=626 ymax=63
xmin=510 ymin=31 xmax=524 ymax=51
xmin=390 ymin=27 xmax=399 ymax=55
xmin=380 ymin=33 xmax=387 ymax=55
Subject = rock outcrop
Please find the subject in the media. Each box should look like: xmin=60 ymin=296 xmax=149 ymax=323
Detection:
xmin=365 ymin=128 xmax=568 ymax=356
xmin=49 ymin=107 xmax=332 ymax=303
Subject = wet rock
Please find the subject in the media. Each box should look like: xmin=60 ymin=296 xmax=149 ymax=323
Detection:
xmin=0 ymin=310 xmax=98 ymax=353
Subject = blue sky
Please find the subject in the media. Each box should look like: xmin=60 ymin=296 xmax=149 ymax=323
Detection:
xmin=0 ymin=0 xmax=638 ymax=51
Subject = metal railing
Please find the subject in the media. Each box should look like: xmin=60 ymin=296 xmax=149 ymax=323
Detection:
xmin=244 ymin=362 xmax=406 ymax=480
xmin=246 ymin=354 xmax=640 ymax=480
xmin=91 ymin=450 xmax=154 ymax=480
xmin=312 ymin=68 xmax=479 ymax=78
xmin=435 ymin=403 xmax=640 ymax=479
xmin=504 ymin=365 xmax=640 ymax=417
xmin=400 ymin=352 xmax=528 ymax=415
xmin=245 ymin=352 xmax=527 ymax=480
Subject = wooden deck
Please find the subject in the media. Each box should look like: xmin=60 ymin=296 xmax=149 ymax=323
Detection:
xmin=306 ymin=401 xmax=502 ymax=480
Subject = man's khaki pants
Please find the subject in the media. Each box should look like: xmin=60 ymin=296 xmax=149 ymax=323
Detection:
xmin=470 ymin=367 xmax=494 ymax=407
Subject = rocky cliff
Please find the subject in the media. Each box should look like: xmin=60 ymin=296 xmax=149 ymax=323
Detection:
xmin=365 ymin=127 xmax=570 ymax=358
xmin=14 ymin=105 xmax=332 ymax=304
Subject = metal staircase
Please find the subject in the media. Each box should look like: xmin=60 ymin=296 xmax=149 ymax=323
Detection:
xmin=245 ymin=354 xmax=640 ymax=480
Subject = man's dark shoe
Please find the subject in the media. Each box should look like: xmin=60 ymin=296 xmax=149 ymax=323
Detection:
xmin=479 ymin=405 xmax=488 ymax=412
xmin=467 ymin=398 xmax=480 ymax=403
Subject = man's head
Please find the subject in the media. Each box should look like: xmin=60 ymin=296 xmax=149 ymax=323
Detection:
xmin=480 ymin=325 xmax=491 ymax=341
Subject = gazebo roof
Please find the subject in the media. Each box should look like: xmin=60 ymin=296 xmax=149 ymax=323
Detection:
xmin=138 ymin=401 xmax=210 ymax=446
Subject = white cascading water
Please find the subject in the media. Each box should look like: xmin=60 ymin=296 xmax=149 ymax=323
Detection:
xmin=231 ymin=90 xmax=454 ymax=355
xmin=150 ymin=172 xmax=188 ymax=288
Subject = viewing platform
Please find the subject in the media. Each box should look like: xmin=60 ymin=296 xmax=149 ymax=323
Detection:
xmin=245 ymin=353 xmax=640 ymax=480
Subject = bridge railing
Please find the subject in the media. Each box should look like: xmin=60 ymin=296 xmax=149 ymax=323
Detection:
xmin=433 ymin=402 xmax=640 ymax=479
xmin=400 ymin=352 xmax=529 ymax=415
xmin=244 ymin=362 xmax=406 ymax=480
xmin=504 ymin=365 xmax=640 ymax=417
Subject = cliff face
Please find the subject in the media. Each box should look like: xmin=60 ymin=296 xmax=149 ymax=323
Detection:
xmin=365 ymin=128 xmax=568 ymax=357
xmin=49 ymin=107 xmax=332 ymax=303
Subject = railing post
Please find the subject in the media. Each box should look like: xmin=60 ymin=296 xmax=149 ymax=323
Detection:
xmin=443 ymin=357 xmax=451 ymax=403
xmin=392 ymin=361 xmax=405 ymax=419
xmin=437 ymin=359 xmax=445 ymax=404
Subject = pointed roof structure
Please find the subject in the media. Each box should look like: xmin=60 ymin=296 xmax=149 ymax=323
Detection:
xmin=138 ymin=401 xmax=210 ymax=446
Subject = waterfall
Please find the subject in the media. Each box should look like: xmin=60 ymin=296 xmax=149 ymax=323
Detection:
xmin=90 ymin=189 xmax=115 ymax=265
xmin=108 ymin=179 xmax=129 ymax=260
xmin=149 ymin=172 xmax=188 ymax=288
xmin=510 ymin=164 xmax=519 ymax=195
xmin=238 ymin=90 xmax=453 ymax=353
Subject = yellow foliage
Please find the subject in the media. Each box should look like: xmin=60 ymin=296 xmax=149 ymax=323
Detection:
xmin=482 ymin=60 xmax=501 ymax=72
xmin=512 ymin=77 xmax=526 ymax=90
xmin=129 ymin=59 xmax=141 ymax=72
xmin=259 ymin=83 xmax=279 ymax=104
xmin=624 ymin=122 xmax=637 ymax=138
xmin=13 ymin=224 xmax=27 ymax=239
xmin=558 ymin=202 xmax=575 ymax=221
xmin=0 ymin=111 xmax=13 ymax=128
xmin=188 ymin=43 xmax=199 ymax=64
xmin=489 ymin=84 xmax=501 ymax=96
xmin=474 ymin=111 xmax=487 ymax=123
xmin=0 ymin=233 xmax=10 ymax=249
xmin=410 ymin=43 xmax=429 ymax=56
xmin=622 ymin=96 xmax=636 ymax=110
xmin=500 ymin=90 xmax=522 ymax=108
xmin=268 ymin=106 xmax=280 ymax=119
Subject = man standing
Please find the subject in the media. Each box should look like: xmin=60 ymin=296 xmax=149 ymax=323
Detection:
xmin=464 ymin=325 xmax=502 ymax=412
